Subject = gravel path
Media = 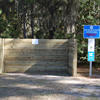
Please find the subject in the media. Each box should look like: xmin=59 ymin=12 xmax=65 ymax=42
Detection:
xmin=0 ymin=73 xmax=100 ymax=100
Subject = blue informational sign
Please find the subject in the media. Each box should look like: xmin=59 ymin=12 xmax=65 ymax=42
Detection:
xmin=84 ymin=25 xmax=100 ymax=38
xmin=88 ymin=52 xmax=95 ymax=61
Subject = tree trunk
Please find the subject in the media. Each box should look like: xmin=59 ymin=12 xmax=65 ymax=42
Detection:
xmin=23 ymin=3 xmax=26 ymax=38
xmin=49 ymin=7 xmax=55 ymax=39
xmin=31 ymin=4 xmax=34 ymax=38
xmin=15 ymin=0 xmax=19 ymax=16
xmin=66 ymin=0 xmax=79 ymax=35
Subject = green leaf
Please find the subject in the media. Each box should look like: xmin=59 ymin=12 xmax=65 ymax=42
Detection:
xmin=95 ymin=0 xmax=100 ymax=5
xmin=87 ymin=15 xmax=93 ymax=19
xmin=9 ymin=0 xmax=13 ymax=2
xmin=81 ymin=15 xmax=85 ymax=20
xmin=0 ymin=9 xmax=2 ymax=15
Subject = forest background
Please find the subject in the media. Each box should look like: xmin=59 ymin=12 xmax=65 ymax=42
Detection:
xmin=0 ymin=0 xmax=100 ymax=67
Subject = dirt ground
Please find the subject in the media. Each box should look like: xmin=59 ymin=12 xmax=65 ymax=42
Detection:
xmin=0 ymin=73 xmax=100 ymax=100
xmin=77 ymin=66 xmax=100 ymax=77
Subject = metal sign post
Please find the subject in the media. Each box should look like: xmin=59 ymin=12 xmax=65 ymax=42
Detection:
xmin=89 ymin=61 xmax=92 ymax=77
xmin=84 ymin=25 xmax=100 ymax=77
xmin=88 ymin=39 xmax=95 ymax=77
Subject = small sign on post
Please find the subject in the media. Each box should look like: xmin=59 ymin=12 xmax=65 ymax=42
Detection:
xmin=88 ymin=39 xmax=95 ymax=61
xmin=83 ymin=25 xmax=100 ymax=77
xmin=32 ymin=39 xmax=39 ymax=45
xmin=88 ymin=39 xmax=95 ymax=77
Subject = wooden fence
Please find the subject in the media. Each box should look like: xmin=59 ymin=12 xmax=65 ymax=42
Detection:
xmin=0 ymin=39 xmax=77 ymax=76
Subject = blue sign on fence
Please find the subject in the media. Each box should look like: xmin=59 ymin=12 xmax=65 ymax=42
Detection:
xmin=84 ymin=25 xmax=100 ymax=38
xmin=88 ymin=52 xmax=95 ymax=61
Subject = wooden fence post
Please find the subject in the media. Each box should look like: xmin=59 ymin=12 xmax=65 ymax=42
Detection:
xmin=73 ymin=39 xmax=77 ymax=77
xmin=68 ymin=39 xmax=77 ymax=77
xmin=0 ymin=39 xmax=4 ymax=73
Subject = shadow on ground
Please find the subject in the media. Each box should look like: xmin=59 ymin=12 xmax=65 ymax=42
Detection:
xmin=0 ymin=73 xmax=100 ymax=100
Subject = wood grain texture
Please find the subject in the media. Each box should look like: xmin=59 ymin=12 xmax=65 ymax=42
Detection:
xmin=5 ymin=66 xmax=68 ymax=73
xmin=4 ymin=39 xmax=69 ymax=73
xmin=1 ymin=39 xmax=77 ymax=76
xmin=68 ymin=39 xmax=77 ymax=77
xmin=0 ymin=39 xmax=4 ymax=73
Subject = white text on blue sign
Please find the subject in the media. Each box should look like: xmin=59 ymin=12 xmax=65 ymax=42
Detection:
xmin=84 ymin=25 xmax=100 ymax=38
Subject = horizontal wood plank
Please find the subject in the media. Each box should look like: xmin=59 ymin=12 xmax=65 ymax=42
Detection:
xmin=5 ymin=65 xmax=68 ymax=73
